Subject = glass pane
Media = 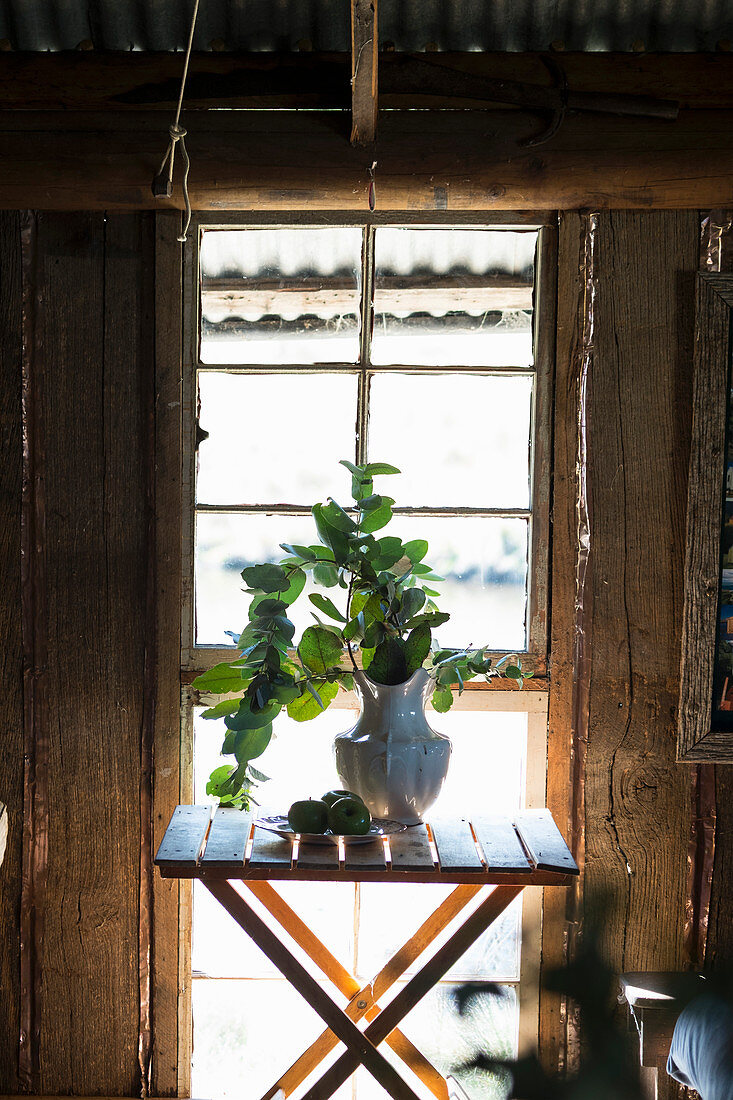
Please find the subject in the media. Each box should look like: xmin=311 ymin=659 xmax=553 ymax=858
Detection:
xmin=355 ymin=983 xmax=517 ymax=1099
xmin=391 ymin=516 xmax=528 ymax=650
xmin=200 ymin=227 xmax=362 ymax=364
xmin=193 ymin=706 xmax=358 ymax=979
xmin=368 ymin=373 xmax=532 ymax=508
xmin=197 ymin=372 xmax=358 ymax=504
xmin=358 ymin=710 xmax=525 ymax=982
xmin=192 ymin=979 xmax=353 ymax=1100
xmin=372 ymin=228 xmax=536 ymax=367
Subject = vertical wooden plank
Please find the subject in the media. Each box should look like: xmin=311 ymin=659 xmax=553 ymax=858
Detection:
xmin=705 ymin=767 xmax=733 ymax=971
xmin=350 ymin=0 xmax=378 ymax=145
xmin=151 ymin=209 xmax=184 ymax=1098
xmin=29 ymin=213 xmax=149 ymax=1094
xmin=584 ymin=212 xmax=698 ymax=977
xmin=0 ymin=210 xmax=23 ymax=1091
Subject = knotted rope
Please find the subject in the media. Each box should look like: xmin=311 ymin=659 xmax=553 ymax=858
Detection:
xmin=152 ymin=0 xmax=200 ymax=242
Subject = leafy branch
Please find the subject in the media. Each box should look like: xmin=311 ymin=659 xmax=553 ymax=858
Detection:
xmin=193 ymin=460 xmax=530 ymax=809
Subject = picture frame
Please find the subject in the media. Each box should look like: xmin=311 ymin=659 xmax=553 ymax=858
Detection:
xmin=678 ymin=272 xmax=733 ymax=760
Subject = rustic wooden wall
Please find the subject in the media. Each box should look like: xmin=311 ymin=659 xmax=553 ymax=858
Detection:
xmin=0 ymin=212 xmax=24 ymax=1091
xmin=583 ymin=210 xmax=699 ymax=970
xmin=0 ymin=212 xmax=156 ymax=1094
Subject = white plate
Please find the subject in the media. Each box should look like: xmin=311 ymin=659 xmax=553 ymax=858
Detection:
xmin=254 ymin=814 xmax=408 ymax=846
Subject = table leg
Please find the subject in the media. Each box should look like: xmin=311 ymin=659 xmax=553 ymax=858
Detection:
xmin=204 ymin=879 xmax=422 ymax=1100
xmin=303 ymin=884 xmax=524 ymax=1100
xmin=250 ymin=881 xmax=481 ymax=1099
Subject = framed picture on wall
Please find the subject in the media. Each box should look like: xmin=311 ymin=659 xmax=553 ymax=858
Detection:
xmin=679 ymin=272 xmax=733 ymax=759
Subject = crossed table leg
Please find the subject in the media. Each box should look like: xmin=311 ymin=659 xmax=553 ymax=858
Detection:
xmin=204 ymin=878 xmax=523 ymax=1100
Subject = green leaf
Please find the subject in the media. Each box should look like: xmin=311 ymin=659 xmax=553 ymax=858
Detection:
xmin=401 ymin=587 xmax=427 ymax=622
xmin=368 ymin=638 xmax=408 ymax=686
xmin=309 ymin=593 xmax=347 ymax=622
xmin=360 ymin=500 xmax=394 ymax=534
xmin=200 ymin=698 xmax=243 ymax=720
xmin=287 ymin=679 xmax=339 ymax=721
xmin=192 ymin=663 xmax=246 ymax=694
xmin=298 ymin=625 xmax=345 ymax=673
xmin=372 ymin=536 xmax=404 ymax=571
xmin=240 ymin=563 xmax=289 ymax=593
xmin=231 ymin=724 xmax=272 ymax=764
xmin=312 ymin=503 xmax=349 ymax=563
xmin=339 ymin=459 xmax=362 ymax=477
xmin=224 ymin=700 xmax=280 ymax=731
xmin=405 ymin=623 xmax=432 ymax=675
xmin=248 ymin=766 xmax=271 ymax=784
xmin=249 ymin=597 xmax=288 ymax=620
xmin=280 ymin=543 xmax=317 ymax=561
xmin=323 ymin=499 xmax=357 ymax=532
xmin=362 ymin=619 xmax=386 ymax=648
xmin=342 ymin=615 xmax=363 ymax=642
xmin=363 ymin=462 xmax=400 ymax=476
xmin=313 ymin=563 xmax=339 ymax=588
xmin=279 ymin=568 xmax=306 ymax=606
xmin=431 ymin=684 xmax=454 ymax=713
xmin=404 ymin=539 xmax=429 ymax=564
xmin=404 ymin=611 xmax=450 ymax=630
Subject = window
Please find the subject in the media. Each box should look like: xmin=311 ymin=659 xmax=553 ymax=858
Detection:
xmin=183 ymin=216 xmax=553 ymax=1098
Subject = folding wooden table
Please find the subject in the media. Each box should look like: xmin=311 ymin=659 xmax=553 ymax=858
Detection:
xmin=156 ymin=805 xmax=578 ymax=1100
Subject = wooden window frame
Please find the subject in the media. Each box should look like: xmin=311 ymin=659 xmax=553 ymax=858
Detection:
xmin=171 ymin=211 xmax=557 ymax=1094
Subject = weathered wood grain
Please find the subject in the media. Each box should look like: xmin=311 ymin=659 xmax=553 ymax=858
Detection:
xmin=150 ymin=210 xmax=184 ymax=1097
xmin=514 ymin=811 xmax=578 ymax=874
xmin=0 ymin=211 xmax=23 ymax=1091
xmin=678 ymin=274 xmax=733 ymax=759
xmin=472 ymin=817 xmax=531 ymax=872
xmin=155 ymin=805 xmax=212 ymax=868
xmin=350 ymin=0 xmax=378 ymax=145
xmin=200 ymin=807 xmax=252 ymax=867
xmin=248 ymin=826 xmax=292 ymax=867
xmin=387 ymin=825 xmax=435 ymax=871
xmin=430 ymin=819 xmax=483 ymax=873
xmin=705 ymin=766 xmax=733 ymax=971
xmin=584 ymin=212 xmax=698 ymax=975
xmin=3 ymin=111 xmax=733 ymax=210
xmin=343 ymin=837 xmax=386 ymax=873
xmin=24 ymin=214 xmax=151 ymax=1094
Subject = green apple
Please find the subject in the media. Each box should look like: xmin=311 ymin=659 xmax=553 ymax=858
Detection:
xmin=327 ymin=796 xmax=372 ymax=836
xmin=321 ymin=788 xmax=365 ymax=810
xmin=288 ymin=798 xmax=329 ymax=834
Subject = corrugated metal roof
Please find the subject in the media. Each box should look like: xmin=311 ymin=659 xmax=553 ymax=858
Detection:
xmin=1 ymin=0 xmax=731 ymax=53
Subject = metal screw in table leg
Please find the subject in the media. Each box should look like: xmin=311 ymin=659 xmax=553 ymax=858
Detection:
xmin=357 ymin=1000 xmax=367 ymax=1009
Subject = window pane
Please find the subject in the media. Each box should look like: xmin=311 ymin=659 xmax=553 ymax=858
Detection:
xmin=372 ymin=228 xmax=535 ymax=367
xmin=368 ymin=373 xmax=532 ymax=508
xmin=197 ymin=372 xmax=359 ymax=504
xmin=200 ymin=227 xmax=362 ymax=364
xmin=355 ymin=983 xmax=517 ymax=1099
xmin=195 ymin=512 xmax=320 ymax=645
xmin=192 ymin=979 xmax=353 ymax=1100
xmin=357 ymin=710 xmax=525 ymax=982
xmin=394 ymin=516 xmax=528 ymax=650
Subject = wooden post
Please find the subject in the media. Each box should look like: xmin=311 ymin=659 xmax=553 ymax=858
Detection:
xmin=351 ymin=0 xmax=378 ymax=144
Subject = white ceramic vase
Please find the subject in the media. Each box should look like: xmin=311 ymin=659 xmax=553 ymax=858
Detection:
xmin=333 ymin=668 xmax=451 ymax=825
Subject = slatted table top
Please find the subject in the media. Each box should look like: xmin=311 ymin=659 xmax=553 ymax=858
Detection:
xmin=156 ymin=805 xmax=579 ymax=885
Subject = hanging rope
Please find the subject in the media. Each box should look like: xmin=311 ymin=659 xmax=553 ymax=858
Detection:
xmin=152 ymin=0 xmax=201 ymax=242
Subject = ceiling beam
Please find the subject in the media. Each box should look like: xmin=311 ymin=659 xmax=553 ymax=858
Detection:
xmin=2 ymin=52 xmax=733 ymax=112
xmin=350 ymin=2 xmax=378 ymax=144
xmin=0 ymin=107 xmax=732 ymax=210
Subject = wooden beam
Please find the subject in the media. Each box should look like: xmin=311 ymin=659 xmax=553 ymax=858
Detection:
xmin=3 ymin=52 xmax=733 ymax=112
xmin=350 ymin=1 xmax=378 ymax=144
xmin=202 ymin=274 xmax=533 ymax=316
xmin=1 ymin=109 xmax=733 ymax=210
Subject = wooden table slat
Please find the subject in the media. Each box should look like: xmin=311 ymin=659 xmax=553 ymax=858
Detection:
xmin=201 ymin=806 xmax=252 ymax=866
xmin=513 ymin=809 xmax=578 ymax=874
xmin=471 ymin=816 xmax=532 ymax=873
xmin=430 ymin=818 xmax=484 ymax=873
xmin=248 ymin=826 xmax=293 ymax=868
xmin=297 ymin=840 xmax=341 ymax=871
xmin=155 ymin=804 xmax=212 ymax=866
xmin=343 ymin=836 xmax=387 ymax=873
xmin=387 ymin=825 xmax=435 ymax=871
